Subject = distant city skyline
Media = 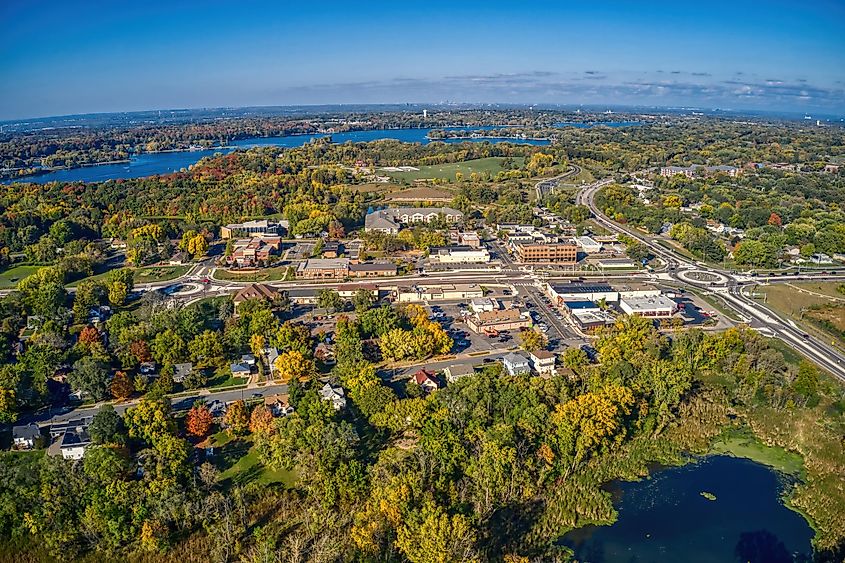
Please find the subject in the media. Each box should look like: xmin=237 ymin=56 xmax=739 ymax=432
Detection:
xmin=1 ymin=0 xmax=843 ymax=120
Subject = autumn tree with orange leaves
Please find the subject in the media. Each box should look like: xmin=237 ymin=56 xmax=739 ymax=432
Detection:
xmin=186 ymin=401 xmax=213 ymax=438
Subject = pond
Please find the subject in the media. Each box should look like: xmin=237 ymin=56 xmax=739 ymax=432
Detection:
xmin=560 ymin=455 xmax=813 ymax=563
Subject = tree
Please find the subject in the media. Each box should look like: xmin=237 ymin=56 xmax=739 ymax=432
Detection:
xmin=317 ymin=289 xmax=343 ymax=313
xmin=249 ymin=404 xmax=275 ymax=436
xmin=186 ymin=234 xmax=209 ymax=258
xmin=107 ymin=281 xmax=129 ymax=307
xmin=396 ymin=502 xmax=479 ymax=563
xmin=109 ymin=371 xmax=134 ymax=400
xmin=124 ymin=397 xmax=175 ymax=446
xmin=519 ymin=329 xmax=547 ymax=352
xmin=188 ymin=330 xmax=224 ymax=368
xmin=186 ymin=401 xmax=214 ymax=438
xmin=274 ymin=350 xmax=315 ymax=383
xmin=151 ymin=329 xmax=186 ymax=365
xmin=562 ymin=347 xmax=590 ymax=372
xmin=768 ymin=212 xmax=783 ymax=227
xmin=223 ymin=400 xmax=248 ymax=435
xmin=78 ymin=326 xmax=101 ymax=347
xmin=352 ymin=289 xmax=376 ymax=313
xmin=130 ymin=340 xmax=152 ymax=363
xmin=69 ymin=357 xmax=111 ymax=401
xmin=272 ymin=321 xmax=312 ymax=356
xmin=89 ymin=404 xmax=124 ymax=444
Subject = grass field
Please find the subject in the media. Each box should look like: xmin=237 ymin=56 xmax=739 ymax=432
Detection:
xmin=214 ymin=265 xmax=294 ymax=282
xmin=215 ymin=436 xmax=295 ymax=488
xmin=65 ymin=265 xmax=190 ymax=287
xmin=0 ymin=264 xmax=42 ymax=288
xmin=385 ymin=156 xmax=524 ymax=182
xmin=758 ymin=281 xmax=845 ymax=348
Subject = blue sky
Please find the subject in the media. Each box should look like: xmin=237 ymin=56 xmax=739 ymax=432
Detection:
xmin=1 ymin=0 xmax=843 ymax=119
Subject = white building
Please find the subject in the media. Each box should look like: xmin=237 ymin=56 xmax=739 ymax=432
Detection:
xmin=575 ymin=236 xmax=602 ymax=254
xmin=429 ymin=246 xmax=491 ymax=264
xmin=529 ymin=350 xmax=557 ymax=375
xmin=319 ymin=383 xmax=347 ymax=411
xmin=503 ymin=352 xmax=530 ymax=376
xmin=469 ymin=297 xmax=497 ymax=313
xmin=619 ymin=294 xmax=677 ymax=318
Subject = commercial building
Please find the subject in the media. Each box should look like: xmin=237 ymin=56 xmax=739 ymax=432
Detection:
xmin=466 ymin=308 xmax=532 ymax=334
xmin=395 ymin=284 xmax=484 ymax=303
xmin=595 ymin=258 xmax=637 ymax=269
xmin=221 ymin=219 xmax=287 ymax=239
xmin=296 ymin=258 xmax=350 ymax=279
xmin=570 ymin=308 xmax=616 ymax=332
xmin=515 ymin=241 xmax=578 ymax=264
xmin=575 ymin=236 xmax=602 ymax=254
xmin=659 ymin=165 xmax=740 ymax=178
xmin=469 ymin=297 xmax=497 ymax=312
xmin=229 ymin=236 xmax=283 ymax=267
xmin=429 ymin=245 xmax=491 ymax=264
xmin=364 ymin=207 xmax=464 ymax=233
xmin=348 ymin=262 xmax=397 ymax=277
xmin=547 ymin=282 xmax=618 ymax=304
xmin=619 ymin=294 xmax=677 ymax=318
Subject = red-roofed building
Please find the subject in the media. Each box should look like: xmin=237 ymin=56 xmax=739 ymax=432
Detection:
xmin=412 ymin=370 xmax=440 ymax=393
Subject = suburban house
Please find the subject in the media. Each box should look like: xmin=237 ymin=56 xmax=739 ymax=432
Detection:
xmin=264 ymin=394 xmax=294 ymax=417
xmin=529 ymin=350 xmax=557 ymax=375
xmin=503 ymin=352 xmax=530 ymax=376
xmin=444 ymin=363 xmax=476 ymax=383
xmin=230 ymin=362 xmax=252 ymax=377
xmin=264 ymin=347 xmax=280 ymax=376
xmin=364 ymin=207 xmax=464 ymax=233
xmin=319 ymin=383 xmax=347 ymax=410
xmin=173 ymin=363 xmax=193 ymax=383
xmin=233 ymin=283 xmax=279 ymax=308
xmin=47 ymin=418 xmax=92 ymax=461
xmin=412 ymin=369 xmax=440 ymax=393
xmin=466 ymin=308 xmax=532 ymax=334
xmin=12 ymin=423 xmax=41 ymax=450
xmin=208 ymin=400 xmax=227 ymax=418
xmin=296 ymin=258 xmax=350 ymax=279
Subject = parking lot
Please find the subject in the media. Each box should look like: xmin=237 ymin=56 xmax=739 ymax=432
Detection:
xmin=424 ymin=302 xmax=517 ymax=355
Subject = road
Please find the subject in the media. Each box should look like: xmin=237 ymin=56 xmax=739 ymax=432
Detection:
xmin=534 ymin=164 xmax=582 ymax=200
xmin=29 ymin=383 xmax=289 ymax=427
xmin=577 ymin=179 xmax=845 ymax=383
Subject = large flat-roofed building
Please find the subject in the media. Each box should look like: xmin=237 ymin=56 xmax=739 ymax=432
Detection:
xmin=221 ymin=219 xmax=288 ymax=239
xmin=348 ymin=262 xmax=397 ymax=277
xmin=574 ymin=236 xmax=602 ymax=254
xmin=515 ymin=241 xmax=577 ymax=264
xmin=619 ymin=294 xmax=677 ymax=318
xmin=571 ymin=309 xmax=616 ymax=332
xmin=364 ymin=207 xmax=463 ymax=233
xmin=659 ymin=165 xmax=739 ymax=178
xmin=296 ymin=258 xmax=350 ymax=279
xmin=395 ymin=284 xmax=484 ymax=303
xmin=429 ymin=245 xmax=491 ymax=264
xmin=466 ymin=307 xmax=532 ymax=334
xmin=546 ymin=282 xmax=618 ymax=304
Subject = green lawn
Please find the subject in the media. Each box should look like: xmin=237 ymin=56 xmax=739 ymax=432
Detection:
xmin=0 ymin=264 xmax=42 ymax=288
xmin=385 ymin=156 xmax=524 ymax=182
xmin=758 ymin=282 xmax=845 ymax=349
xmin=66 ymin=265 xmax=190 ymax=287
xmin=209 ymin=365 xmax=249 ymax=389
xmin=216 ymin=437 xmax=296 ymax=488
xmin=214 ymin=265 xmax=294 ymax=282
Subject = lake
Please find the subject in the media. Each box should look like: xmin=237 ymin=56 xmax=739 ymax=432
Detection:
xmin=561 ymin=455 xmax=814 ymax=563
xmin=7 ymin=126 xmax=549 ymax=185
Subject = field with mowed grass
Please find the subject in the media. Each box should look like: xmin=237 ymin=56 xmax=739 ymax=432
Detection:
xmin=384 ymin=156 xmax=524 ymax=182
xmin=0 ymin=264 xmax=42 ymax=288
xmin=758 ymin=281 xmax=845 ymax=348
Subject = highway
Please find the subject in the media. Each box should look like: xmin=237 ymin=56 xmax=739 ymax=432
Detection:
xmin=577 ymin=180 xmax=845 ymax=383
